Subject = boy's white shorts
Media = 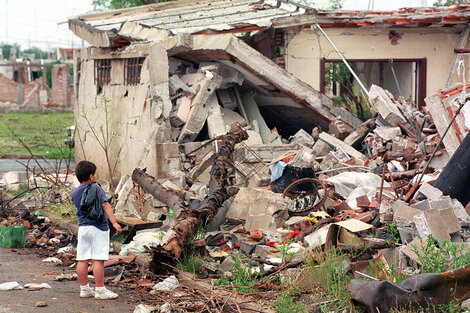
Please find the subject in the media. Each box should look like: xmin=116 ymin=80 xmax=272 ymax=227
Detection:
xmin=76 ymin=226 xmax=110 ymax=261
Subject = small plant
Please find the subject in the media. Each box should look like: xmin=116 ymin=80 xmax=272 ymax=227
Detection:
xmin=412 ymin=235 xmax=470 ymax=274
xmin=307 ymin=248 xmax=358 ymax=312
xmin=216 ymin=253 xmax=263 ymax=293
xmin=386 ymin=223 xmax=401 ymax=246
xmin=274 ymin=287 xmax=307 ymax=313
xmin=78 ymin=97 xmax=123 ymax=192
xmin=177 ymin=225 xmax=205 ymax=274
xmin=276 ymin=238 xmax=297 ymax=262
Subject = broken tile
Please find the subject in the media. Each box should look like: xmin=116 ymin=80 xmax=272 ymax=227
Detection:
xmin=413 ymin=209 xmax=451 ymax=243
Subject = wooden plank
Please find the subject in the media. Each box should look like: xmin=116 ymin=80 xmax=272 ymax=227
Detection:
xmin=446 ymin=27 xmax=470 ymax=88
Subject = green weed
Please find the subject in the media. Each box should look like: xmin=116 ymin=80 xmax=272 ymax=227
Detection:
xmin=274 ymin=287 xmax=307 ymax=313
xmin=307 ymin=248 xmax=360 ymax=312
xmin=177 ymin=225 xmax=205 ymax=274
xmin=412 ymin=235 xmax=470 ymax=273
xmin=216 ymin=253 xmax=263 ymax=293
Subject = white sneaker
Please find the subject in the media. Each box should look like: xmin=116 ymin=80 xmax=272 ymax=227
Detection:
xmin=94 ymin=288 xmax=118 ymax=300
xmin=79 ymin=288 xmax=95 ymax=298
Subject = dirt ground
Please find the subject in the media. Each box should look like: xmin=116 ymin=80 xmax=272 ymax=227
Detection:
xmin=0 ymin=248 xmax=137 ymax=313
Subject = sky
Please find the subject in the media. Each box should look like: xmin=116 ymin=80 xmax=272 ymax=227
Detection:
xmin=1 ymin=0 xmax=433 ymax=51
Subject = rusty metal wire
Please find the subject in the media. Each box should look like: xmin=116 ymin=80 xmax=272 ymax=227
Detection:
xmin=231 ymin=142 xmax=265 ymax=186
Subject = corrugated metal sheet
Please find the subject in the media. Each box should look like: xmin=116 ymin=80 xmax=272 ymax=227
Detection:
xmin=73 ymin=0 xmax=308 ymax=35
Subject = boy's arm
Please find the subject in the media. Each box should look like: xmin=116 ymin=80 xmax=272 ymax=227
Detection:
xmin=103 ymin=202 xmax=122 ymax=235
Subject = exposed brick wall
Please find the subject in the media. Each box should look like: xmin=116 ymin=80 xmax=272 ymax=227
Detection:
xmin=0 ymin=73 xmax=19 ymax=103
xmin=52 ymin=65 xmax=69 ymax=106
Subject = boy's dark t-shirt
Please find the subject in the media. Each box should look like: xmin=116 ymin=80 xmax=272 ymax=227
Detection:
xmin=71 ymin=183 xmax=109 ymax=231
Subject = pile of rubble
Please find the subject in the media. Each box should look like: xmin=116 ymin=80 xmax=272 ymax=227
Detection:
xmin=115 ymin=80 xmax=470 ymax=311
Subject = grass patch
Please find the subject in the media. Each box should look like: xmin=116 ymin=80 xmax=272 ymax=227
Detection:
xmin=6 ymin=185 xmax=30 ymax=196
xmin=177 ymin=225 xmax=205 ymax=274
xmin=0 ymin=112 xmax=74 ymax=158
xmin=110 ymin=233 xmax=127 ymax=243
xmin=215 ymin=253 xmax=263 ymax=293
xmin=47 ymin=201 xmax=78 ymax=223
xmin=307 ymin=248 xmax=362 ymax=312
xmin=274 ymin=287 xmax=307 ymax=313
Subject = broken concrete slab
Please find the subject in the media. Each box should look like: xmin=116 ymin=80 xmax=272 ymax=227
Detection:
xmin=369 ymin=85 xmax=406 ymax=126
xmin=226 ymin=187 xmax=290 ymax=231
xmin=178 ymin=73 xmax=222 ymax=142
xmin=439 ymin=207 xmax=462 ymax=234
xmin=156 ymin=143 xmax=181 ymax=179
xmin=393 ymin=204 xmax=422 ymax=227
xmin=288 ymin=129 xmax=315 ymax=147
xmin=373 ymin=126 xmax=401 ymax=142
xmin=206 ymin=94 xmax=227 ymax=139
xmin=168 ymin=75 xmax=196 ymax=96
xmin=413 ymin=209 xmax=451 ymax=243
xmin=410 ymin=199 xmax=431 ymax=211
xmin=414 ymin=182 xmax=444 ymax=201
xmin=318 ymin=132 xmax=368 ymax=162
xmin=328 ymin=119 xmax=348 ymax=140
xmin=424 ymin=93 xmax=461 ymax=157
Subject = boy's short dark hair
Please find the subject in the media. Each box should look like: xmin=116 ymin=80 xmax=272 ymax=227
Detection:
xmin=75 ymin=161 xmax=97 ymax=183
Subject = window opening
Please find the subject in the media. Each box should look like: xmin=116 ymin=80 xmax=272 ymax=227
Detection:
xmin=124 ymin=57 xmax=145 ymax=85
xmin=94 ymin=59 xmax=111 ymax=86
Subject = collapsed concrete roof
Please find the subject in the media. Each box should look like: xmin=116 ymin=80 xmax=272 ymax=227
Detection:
xmin=274 ymin=2 xmax=470 ymax=29
xmin=68 ymin=0 xmax=311 ymax=38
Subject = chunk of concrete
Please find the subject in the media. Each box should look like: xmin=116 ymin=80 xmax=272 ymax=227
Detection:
xmin=413 ymin=209 xmax=451 ymax=243
xmin=199 ymin=62 xmax=244 ymax=88
xmin=178 ymin=73 xmax=221 ymax=143
xmin=413 ymin=182 xmax=444 ymax=201
xmin=318 ymin=132 xmax=368 ymax=162
xmin=312 ymin=139 xmax=332 ymax=157
xmin=344 ymin=124 xmax=370 ymax=148
xmin=289 ymin=129 xmax=315 ymax=147
xmin=393 ymin=204 xmax=422 ymax=227
xmin=451 ymin=198 xmax=470 ymax=225
xmin=373 ymin=126 xmax=401 ymax=142
xmin=439 ymin=207 xmax=461 ymax=234
xmin=328 ymin=120 xmax=348 ymax=141
xmin=410 ymin=199 xmax=430 ymax=211
xmin=369 ymin=85 xmax=406 ymax=126
xmin=206 ymin=94 xmax=227 ymax=139
xmin=425 ymin=93 xmax=461 ymax=157
xmin=168 ymin=75 xmax=196 ymax=96
xmin=226 ymin=187 xmax=290 ymax=231
xmin=156 ymin=143 xmax=181 ymax=179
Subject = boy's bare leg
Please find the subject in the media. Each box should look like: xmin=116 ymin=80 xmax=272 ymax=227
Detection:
xmin=92 ymin=260 xmax=105 ymax=287
xmin=77 ymin=260 xmax=90 ymax=286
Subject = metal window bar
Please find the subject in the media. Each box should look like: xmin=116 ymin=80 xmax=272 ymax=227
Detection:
xmin=94 ymin=59 xmax=111 ymax=86
xmin=124 ymin=57 xmax=144 ymax=85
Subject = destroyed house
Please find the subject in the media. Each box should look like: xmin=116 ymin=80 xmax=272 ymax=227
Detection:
xmin=68 ymin=0 xmax=470 ymax=182
xmin=68 ymin=0 xmax=364 ymax=182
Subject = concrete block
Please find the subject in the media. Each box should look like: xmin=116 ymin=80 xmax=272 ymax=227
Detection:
xmin=425 ymin=93 xmax=461 ymax=157
xmin=393 ymin=204 xmax=421 ymax=227
xmin=439 ymin=207 xmax=462 ymax=234
xmin=178 ymin=74 xmax=221 ymax=143
xmin=413 ymin=182 xmax=443 ymax=201
xmin=328 ymin=120 xmax=348 ymax=141
xmin=188 ymin=151 xmax=214 ymax=181
xmin=234 ymin=144 xmax=300 ymax=163
xmin=410 ymin=199 xmax=430 ymax=211
xmin=226 ymin=187 xmax=289 ymax=231
xmin=217 ymin=89 xmax=238 ymax=111
xmin=312 ymin=139 xmax=332 ymax=157
xmin=2 ymin=171 xmax=28 ymax=191
xmin=254 ymin=244 xmax=281 ymax=260
xmin=397 ymin=227 xmax=415 ymax=244
xmin=168 ymin=75 xmax=196 ymax=96
xmin=218 ymin=256 xmax=235 ymax=273
xmin=156 ymin=143 xmax=181 ymax=179
xmin=319 ymin=132 xmax=368 ymax=162
xmin=451 ymin=198 xmax=470 ymax=225
xmin=206 ymin=94 xmax=226 ymax=139
xmin=289 ymin=129 xmax=315 ymax=147
xmin=413 ymin=209 xmax=451 ymax=243
xmin=369 ymin=85 xmax=406 ymax=126
xmin=373 ymin=126 xmax=401 ymax=142
xmin=429 ymin=197 xmax=453 ymax=210
xmin=344 ymin=124 xmax=370 ymax=147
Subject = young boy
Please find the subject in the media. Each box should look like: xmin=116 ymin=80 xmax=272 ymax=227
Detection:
xmin=71 ymin=160 xmax=122 ymax=300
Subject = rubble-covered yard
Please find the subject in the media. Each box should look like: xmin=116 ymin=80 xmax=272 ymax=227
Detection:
xmin=2 ymin=78 xmax=470 ymax=312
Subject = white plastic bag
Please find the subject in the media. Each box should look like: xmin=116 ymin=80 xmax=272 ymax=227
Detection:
xmin=120 ymin=231 xmax=165 ymax=256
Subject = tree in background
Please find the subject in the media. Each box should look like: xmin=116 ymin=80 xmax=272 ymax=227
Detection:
xmin=433 ymin=0 xmax=466 ymax=5
xmin=23 ymin=47 xmax=48 ymax=60
xmin=92 ymin=0 xmax=176 ymax=10
xmin=0 ymin=43 xmax=21 ymax=60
